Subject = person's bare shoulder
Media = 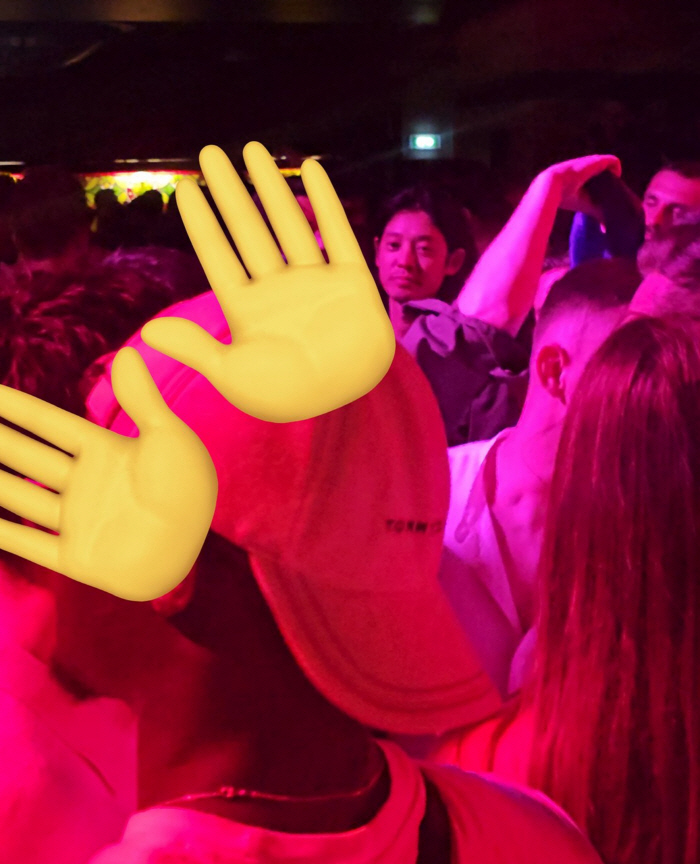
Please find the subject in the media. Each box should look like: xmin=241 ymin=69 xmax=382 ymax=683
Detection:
xmin=421 ymin=763 xmax=602 ymax=863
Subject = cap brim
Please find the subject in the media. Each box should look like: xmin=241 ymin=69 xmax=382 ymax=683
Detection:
xmin=250 ymin=551 xmax=502 ymax=735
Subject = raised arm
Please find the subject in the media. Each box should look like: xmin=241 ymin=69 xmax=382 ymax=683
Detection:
xmin=456 ymin=155 xmax=621 ymax=336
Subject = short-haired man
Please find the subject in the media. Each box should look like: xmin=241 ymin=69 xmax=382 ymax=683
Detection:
xmin=565 ymin=160 xmax=700 ymax=276
xmin=440 ymin=259 xmax=641 ymax=696
xmin=631 ymin=207 xmax=700 ymax=316
xmin=642 ymin=161 xmax=700 ymax=244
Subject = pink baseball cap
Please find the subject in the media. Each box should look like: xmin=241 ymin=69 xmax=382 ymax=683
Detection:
xmin=86 ymin=291 xmax=500 ymax=734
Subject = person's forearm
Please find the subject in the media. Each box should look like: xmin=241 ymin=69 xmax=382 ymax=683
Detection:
xmin=456 ymin=172 xmax=561 ymax=336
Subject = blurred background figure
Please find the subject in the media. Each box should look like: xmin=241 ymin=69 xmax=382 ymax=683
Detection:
xmin=7 ymin=166 xmax=100 ymax=276
xmin=93 ymin=188 xmax=126 ymax=251
xmin=0 ymin=174 xmax=18 ymax=266
xmin=121 ymin=188 xmax=166 ymax=248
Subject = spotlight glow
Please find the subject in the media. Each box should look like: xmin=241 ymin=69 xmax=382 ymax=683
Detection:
xmin=409 ymin=134 xmax=441 ymax=151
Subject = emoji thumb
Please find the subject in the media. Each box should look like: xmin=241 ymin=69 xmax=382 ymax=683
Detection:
xmin=141 ymin=316 xmax=223 ymax=378
xmin=110 ymin=347 xmax=172 ymax=433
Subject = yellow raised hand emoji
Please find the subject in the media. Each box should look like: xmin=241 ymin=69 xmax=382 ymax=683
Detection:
xmin=140 ymin=142 xmax=396 ymax=423
xmin=0 ymin=348 xmax=217 ymax=601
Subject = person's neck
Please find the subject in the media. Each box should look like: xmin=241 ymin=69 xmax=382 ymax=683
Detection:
xmin=496 ymin=404 xmax=563 ymax=497
xmin=136 ymin=646 xmax=386 ymax=831
xmin=389 ymin=298 xmax=419 ymax=340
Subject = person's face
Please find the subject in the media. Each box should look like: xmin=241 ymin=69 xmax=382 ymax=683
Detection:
xmin=642 ymin=170 xmax=700 ymax=241
xmin=374 ymin=210 xmax=462 ymax=303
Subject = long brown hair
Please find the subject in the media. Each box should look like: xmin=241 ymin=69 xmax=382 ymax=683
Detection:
xmin=527 ymin=316 xmax=700 ymax=864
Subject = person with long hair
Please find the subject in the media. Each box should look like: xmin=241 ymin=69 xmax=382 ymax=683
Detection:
xmin=528 ymin=314 xmax=700 ymax=864
xmin=435 ymin=314 xmax=700 ymax=864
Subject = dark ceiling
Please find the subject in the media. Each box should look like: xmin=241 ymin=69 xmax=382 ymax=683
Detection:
xmin=0 ymin=1 xmax=696 ymax=172
xmin=0 ymin=22 xmax=432 ymax=165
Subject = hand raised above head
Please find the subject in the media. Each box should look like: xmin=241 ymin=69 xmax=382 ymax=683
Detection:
xmin=539 ymin=153 xmax=622 ymax=218
xmin=141 ymin=143 xmax=395 ymax=423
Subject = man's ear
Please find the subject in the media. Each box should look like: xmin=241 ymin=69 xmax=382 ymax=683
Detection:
xmin=150 ymin=563 xmax=197 ymax=617
xmin=535 ymin=343 xmax=569 ymax=404
xmin=445 ymin=247 xmax=466 ymax=276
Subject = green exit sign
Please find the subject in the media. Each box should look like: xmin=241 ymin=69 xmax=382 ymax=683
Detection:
xmin=409 ymin=133 xmax=442 ymax=151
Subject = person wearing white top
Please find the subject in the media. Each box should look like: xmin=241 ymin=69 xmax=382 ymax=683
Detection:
xmin=90 ymin=739 xmax=601 ymax=864
xmin=440 ymin=258 xmax=639 ymax=695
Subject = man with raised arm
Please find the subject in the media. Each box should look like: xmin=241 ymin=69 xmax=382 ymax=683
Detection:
xmin=422 ymin=155 xmax=645 ymax=694
xmin=402 ymin=155 xmax=621 ymax=445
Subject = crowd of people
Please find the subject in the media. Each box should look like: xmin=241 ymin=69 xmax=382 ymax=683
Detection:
xmin=0 ymin=142 xmax=699 ymax=863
